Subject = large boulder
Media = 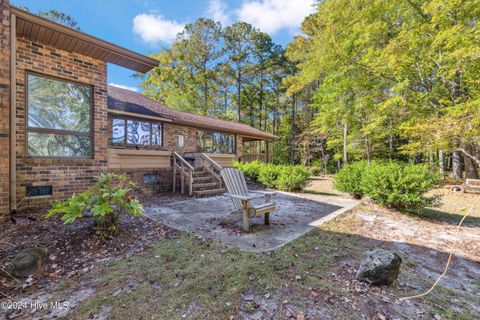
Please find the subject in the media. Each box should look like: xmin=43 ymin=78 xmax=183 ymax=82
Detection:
xmin=4 ymin=247 xmax=48 ymax=278
xmin=356 ymin=249 xmax=402 ymax=285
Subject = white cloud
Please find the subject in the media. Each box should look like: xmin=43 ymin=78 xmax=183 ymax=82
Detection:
xmin=108 ymin=83 xmax=139 ymax=92
xmin=133 ymin=13 xmax=185 ymax=44
xmin=236 ymin=0 xmax=316 ymax=34
xmin=206 ymin=0 xmax=231 ymax=26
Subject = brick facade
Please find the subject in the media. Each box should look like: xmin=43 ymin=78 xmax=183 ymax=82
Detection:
xmin=0 ymin=0 xmax=11 ymax=214
xmin=15 ymin=36 xmax=109 ymax=209
xmin=3 ymin=4 xmax=249 ymax=211
xmin=163 ymin=123 xmax=197 ymax=153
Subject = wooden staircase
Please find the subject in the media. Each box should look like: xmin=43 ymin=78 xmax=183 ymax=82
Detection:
xmin=173 ymin=152 xmax=225 ymax=197
xmin=191 ymin=168 xmax=225 ymax=197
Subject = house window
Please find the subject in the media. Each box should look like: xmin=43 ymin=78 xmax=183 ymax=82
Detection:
xmin=27 ymin=73 xmax=92 ymax=157
xmin=197 ymin=130 xmax=235 ymax=154
xmin=111 ymin=117 xmax=163 ymax=147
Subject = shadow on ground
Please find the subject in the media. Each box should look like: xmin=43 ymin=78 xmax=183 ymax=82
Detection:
xmin=16 ymin=212 xmax=479 ymax=320
xmin=144 ymin=192 xmax=359 ymax=252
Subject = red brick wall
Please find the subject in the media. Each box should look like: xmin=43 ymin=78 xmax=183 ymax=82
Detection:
xmin=0 ymin=0 xmax=11 ymax=214
xmin=15 ymin=36 xmax=109 ymax=209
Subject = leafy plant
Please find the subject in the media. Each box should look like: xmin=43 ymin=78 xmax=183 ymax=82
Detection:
xmin=361 ymin=162 xmax=442 ymax=212
xmin=233 ymin=160 xmax=263 ymax=181
xmin=235 ymin=161 xmax=311 ymax=191
xmin=333 ymin=161 xmax=369 ymax=199
xmin=275 ymin=166 xmax=311 ymax=191
xmin=46 ymin=173 xmax=143 ymax=238
xmin=258 ymin=163 xmax=282 ymax=188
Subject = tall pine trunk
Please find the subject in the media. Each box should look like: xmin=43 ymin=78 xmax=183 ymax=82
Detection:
xmin=464 ymin=145 xmax=479 ymax=179
xmin=291 ymin=94 xmax=296 ymax=164
xmin=343 ymin=121 xmax=348 ymax=164
xmin=438 ymin=150 xmax=445 ymax=175
xmin=452 ymin=151 xmax=462 ymax=179
xmin=236 ymin=70 xmax=242 ymax=123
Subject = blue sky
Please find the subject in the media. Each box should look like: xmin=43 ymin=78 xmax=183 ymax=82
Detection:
xmin=12 ymin=0 xmax=316 ymax=91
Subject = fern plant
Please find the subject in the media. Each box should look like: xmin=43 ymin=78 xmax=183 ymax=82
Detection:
xmin=46 ymin=173 xmax=143 ymax=238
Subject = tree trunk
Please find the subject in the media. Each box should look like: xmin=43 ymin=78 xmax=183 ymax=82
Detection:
xmin=464 ymin=145 xmax=479 ymax=179
xmin=291 ymin=94 xmax=296 ymax=165
xmin=388 ymin=117 xmax=394 ymax=159
xmin=438 ymin=150 xmax=445 ymax=175
xmin=365 ymin=136 xmax=371 ymax=165
xmin=343 ymin=121 xmax=348 ymax=164
xmin=236 ymin=70 xmax=241 ymax=123
xmin=452 ymin=151 xmax=462 ymax=179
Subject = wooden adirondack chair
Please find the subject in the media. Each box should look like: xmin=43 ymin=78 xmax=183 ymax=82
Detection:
xmin=221 ymin=168 xmax=276 ymax=232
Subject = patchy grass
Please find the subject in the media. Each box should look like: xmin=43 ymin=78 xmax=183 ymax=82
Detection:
xmin=60 ymin=209 xmax=480 ymax=320
xmin=6 ymin=178 xmax=479 ymax=319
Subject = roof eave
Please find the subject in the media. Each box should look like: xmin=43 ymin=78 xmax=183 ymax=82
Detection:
xmin=11 ymin=6 xmax=158 ymax=73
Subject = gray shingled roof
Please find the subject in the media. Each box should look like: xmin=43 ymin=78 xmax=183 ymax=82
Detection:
xmin=107 ymin=86 xmax=278 ymax=140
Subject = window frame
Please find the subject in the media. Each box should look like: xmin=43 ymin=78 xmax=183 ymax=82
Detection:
xmin=110 ymin=116 xmax=164 ymax=148
xmin=25 ymin=71 xmax=94 ymax=159
xmin=197 ymin=129 xmax=236 ymax=154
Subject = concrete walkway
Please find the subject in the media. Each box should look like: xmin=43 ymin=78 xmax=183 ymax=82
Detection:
xmin=144 ymin=192 xmax=359 ymax=252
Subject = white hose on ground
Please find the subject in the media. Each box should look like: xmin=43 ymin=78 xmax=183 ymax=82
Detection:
xmin=398 ymin=195 xmax=480 ymax=302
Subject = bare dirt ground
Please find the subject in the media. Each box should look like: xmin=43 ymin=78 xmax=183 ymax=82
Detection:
xmin=1 ymin=178 xmax=479 ymax=319
xmin=0 ymin=193 xmax=187 ymax=309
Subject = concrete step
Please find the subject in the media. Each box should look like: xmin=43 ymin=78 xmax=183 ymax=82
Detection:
xmin=193 ymin=170 xmax=210 ymax=177
xmin=193 ymin=188 xmax=226 ymax=198
xmin=193 ymin=175 xmax=216 ymax=183
xmin=192 ymin=182 xmax=221 ymax=191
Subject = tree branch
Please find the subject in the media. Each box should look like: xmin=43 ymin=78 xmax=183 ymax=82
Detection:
xmin=458 ymin=147 xmax=480 ymax=167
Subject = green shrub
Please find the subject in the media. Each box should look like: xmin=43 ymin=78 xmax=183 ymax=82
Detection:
xmin=310 ymin=166 xmax=323 ymax=176
xmin=275 ymin=166 xmax=311 ymax=191
xmin=46 ymin=173 xmax=143 ymax=238
xmin=361 ymin=162 xmax=442 ymax=212
xmin=235 ymin=161 xmax=311 ymax=191
xmin=333 ymin=161 xmax=369 ymax=199
xmin=233 ymin=160 xmax=263 ymax=181
xmin=258 ymin=163 xmax=282 ymax=188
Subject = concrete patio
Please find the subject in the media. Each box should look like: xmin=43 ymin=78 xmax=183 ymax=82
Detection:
xmin=144 ymin=192 xmax=359 ymax=252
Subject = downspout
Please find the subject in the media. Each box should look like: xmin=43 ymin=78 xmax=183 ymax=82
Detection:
xmin=10 ymin=12 xmax=16 ymax=213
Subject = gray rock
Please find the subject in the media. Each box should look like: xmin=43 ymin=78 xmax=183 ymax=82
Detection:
xmin=5 ymin=247 xmax=48 ymax=278
xmin=356 ymin=249 xmax=402 ymax=285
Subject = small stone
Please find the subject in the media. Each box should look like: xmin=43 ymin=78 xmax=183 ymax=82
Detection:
xmin=295 ymin=275 xmax=301 ymax=280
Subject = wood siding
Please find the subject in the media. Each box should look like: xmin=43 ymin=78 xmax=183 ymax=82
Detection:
xmin=107 ymin=149 xmax=171 ymax=169
xmin=205 ymin=153 xmax=236 ymax=168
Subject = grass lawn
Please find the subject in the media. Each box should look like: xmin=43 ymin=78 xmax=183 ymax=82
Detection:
xmin=5 ymin=177 xmax=479 ymax=319
xmin=65 ymin=207 xmax=478 ymax=319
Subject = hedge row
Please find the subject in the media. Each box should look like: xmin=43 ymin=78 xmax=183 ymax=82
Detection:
xmin=334 ymin=161 xmax=442 ymax=212
xmin=233 ymin=160 xmax=311 ymax=192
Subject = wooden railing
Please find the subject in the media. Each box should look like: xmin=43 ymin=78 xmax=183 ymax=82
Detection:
xmin=173 ymin=151 xmax=194 ymax=196
xmin=200 ymin=153 xmax=223 ymax=188
xmin=241 ymin=153 xmax=267 ymax=163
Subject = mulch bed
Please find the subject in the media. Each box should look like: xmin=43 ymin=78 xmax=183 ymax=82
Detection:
xmin=0 ymin=192 xmax=188 ymax=299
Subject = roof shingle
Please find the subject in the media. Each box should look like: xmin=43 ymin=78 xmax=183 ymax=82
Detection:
xmin=107 ymin=86 xmax=278 ymax=140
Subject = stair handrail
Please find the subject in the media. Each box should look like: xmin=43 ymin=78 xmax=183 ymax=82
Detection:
xmin=173 ymin=151 xmax=194 ymax=195
xmin=200 ymin=153 xmax=222 ymax=171
xmin=200 ymin=153 xmax=223 ymax=187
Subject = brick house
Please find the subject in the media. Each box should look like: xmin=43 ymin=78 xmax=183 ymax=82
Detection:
xmin=0 ymin=1 xmax=276 ymax=214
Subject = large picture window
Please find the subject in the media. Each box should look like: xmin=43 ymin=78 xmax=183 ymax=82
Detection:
xmin=27 ymin=74 xmax=92 ymax=157
xmin=111 ymin=117 xmax=163 ymax=147
xmin=197 ymin=130 xmax=235 ymax=154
